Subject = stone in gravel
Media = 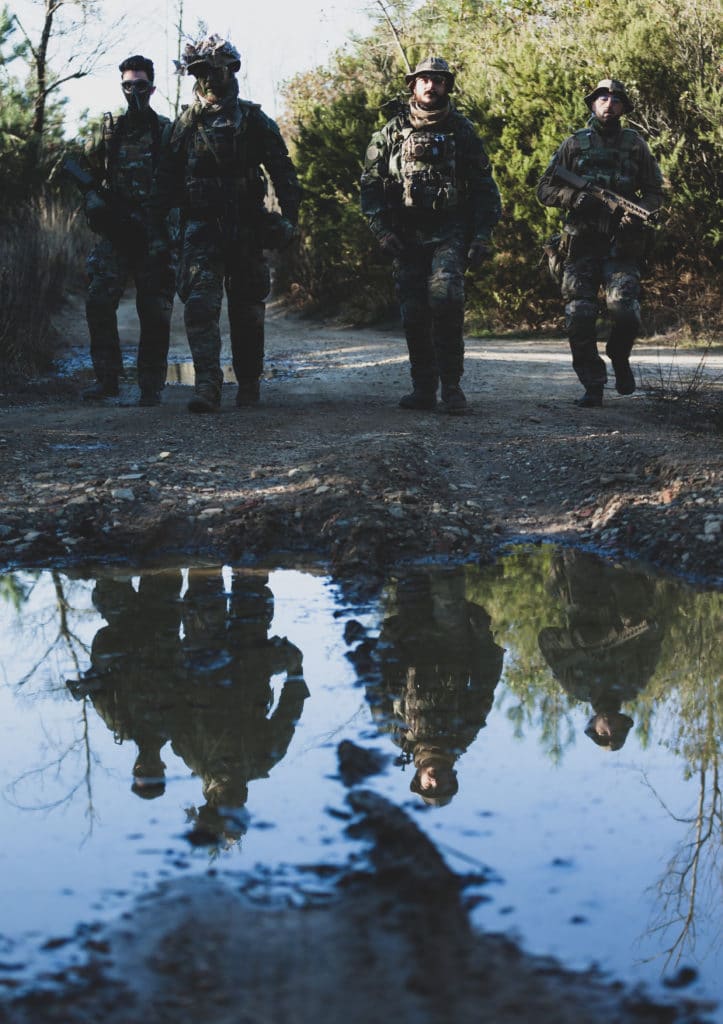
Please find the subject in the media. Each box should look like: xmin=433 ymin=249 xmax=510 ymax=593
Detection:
xmin=110 ymin=488 xmax=135 ymax=501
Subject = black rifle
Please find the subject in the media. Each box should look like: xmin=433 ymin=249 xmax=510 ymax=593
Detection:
xmin=62 ymin=157 xmax=148 ymax=254
xmin=553 ymin=164 xmax=656 ymax=224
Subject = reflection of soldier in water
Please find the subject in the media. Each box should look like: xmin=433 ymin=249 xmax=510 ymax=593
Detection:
xmin=173 ymin=569 xmax=308 ymax=843
xmin=69 ymin=570 xmax=184 ymax=798
xmin=364 ymin=571 xmax=504 ymax=806
xmin=68 ymin=569 xmax=307 ymax=840
xmin=538 ymin=550 xmax=662 ymax=750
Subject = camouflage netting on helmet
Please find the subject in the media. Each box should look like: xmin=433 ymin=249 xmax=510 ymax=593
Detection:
xmin=174 ymin=34 xmax=241 ymax=75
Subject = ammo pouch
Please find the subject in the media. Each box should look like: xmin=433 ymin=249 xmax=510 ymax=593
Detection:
xmin=400 ymin=130 xmax=458 ymax=211
xmin=184 ymin=177 xmax=227 ymax=218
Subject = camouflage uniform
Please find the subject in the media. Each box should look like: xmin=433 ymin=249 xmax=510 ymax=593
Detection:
xmin=537 ymin=80 xmax=664 ymax=397
xmin=360 ymin=571 xmax=504 ymax=804
xmin=84 ymin=110 xmax=175 ymax=398
xmin=360 ymin=60 xmax=501 ymax=408
xmin=155 ymin=53 xmax=300 ymax=410
xmin=538 ymin=549 xmax=662 ymax=749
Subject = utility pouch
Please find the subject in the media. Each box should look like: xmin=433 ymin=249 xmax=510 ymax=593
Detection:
xmin=400 ymin=131 xmax=457 ymax=210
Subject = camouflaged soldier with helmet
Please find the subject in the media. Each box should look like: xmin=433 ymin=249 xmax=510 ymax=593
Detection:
xmin=537 ymin=78 xmax=664 ymax=407
xmin=154 ymin=34 xmax=301 ymax=413
xmin=360 ymin=56 xmax=501 ymax=415
xmin=82 ymin=54 xmax=175 ymax=406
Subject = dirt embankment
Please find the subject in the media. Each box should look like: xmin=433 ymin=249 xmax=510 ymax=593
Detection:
xmin=0 ymin=299 xmax=720 ymax=587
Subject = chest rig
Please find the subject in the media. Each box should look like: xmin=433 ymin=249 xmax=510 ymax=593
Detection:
xmin=182 ymin=104 xmax=265 ymax=217
xmin=391 ymin=124 xmax=458 ymax=212
xmin=103 ymin=112 xmax=161 ymax=203
xmin=571 ymin=127 xmax=639 ymax=196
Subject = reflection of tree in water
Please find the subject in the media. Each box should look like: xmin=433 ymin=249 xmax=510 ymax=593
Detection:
xmin=359 ymin=570 xmax=504 ymax=806
xmin=464 ymin=547 xmax=577 ymax=761
xmin=68 ymin=567 xmax=308 ymax=847
xmin=636 ymin=587 xmax=723 ymax=972
xmin=3 ymin=570 xmax=98 ymax=834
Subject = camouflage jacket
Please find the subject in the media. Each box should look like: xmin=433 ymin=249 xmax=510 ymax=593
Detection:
xmin=536 ymin=116 xmax=664 ymax=237
xmin=84 ymin=109 xmax=173 ymax=228
xmin=360 ymin=104 xmax=501 ymax=242
xmin=155 ymin=98 xmax=301 ymax=227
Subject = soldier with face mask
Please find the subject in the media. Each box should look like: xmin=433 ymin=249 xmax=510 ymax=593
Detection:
xmin=154 ymin=35 xmax=301 ymax=413
xmin=361 ymin=57 xmax=501 ymax=415
xmin=82 ymin=55 xmax=175 ymax=406
xmin=537 ymin=78 xmax=664 ymax=407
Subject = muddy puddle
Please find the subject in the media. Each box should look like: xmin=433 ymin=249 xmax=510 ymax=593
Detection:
xmin=0 ymin=546 xmax=720 ymax=1013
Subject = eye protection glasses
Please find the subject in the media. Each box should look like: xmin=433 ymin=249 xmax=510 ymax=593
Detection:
xmin=122 ymin=80 xmax=152 ymax=94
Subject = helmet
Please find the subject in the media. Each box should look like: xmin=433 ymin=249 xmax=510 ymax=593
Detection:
xmin=405 ymin=56 xmax=455 ymax=92
xmin=584 ymin=78 xmax=633 ymax=114
xmin=174 ymin=34 xmax=241 ymax=75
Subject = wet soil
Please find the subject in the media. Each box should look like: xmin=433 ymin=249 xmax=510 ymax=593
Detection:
xmin=0 ymin=295 xmax=721 ymax=1022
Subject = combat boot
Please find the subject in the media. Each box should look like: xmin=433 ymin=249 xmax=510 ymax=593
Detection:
xmin=235 ymin=378 xmax=260 ymax=407
xmin=188 ymin=383 xmax=221 ymax=414
xmin=399 ymin=388 xmax=436 ymax=410
xmin=139 ymin=389 xmax=162 ymax=407
xmin=439 ymin=384 xmax=467 ymax=415
xmin=138 ymin=373 xmax=165 ymax=407
xmin=574 ymin=386 xmax=604 ymax=408
xmin=82 ymin=376 xmax=119 ymax=401
xmin=611 ymin=356 xmax=636 ymax=395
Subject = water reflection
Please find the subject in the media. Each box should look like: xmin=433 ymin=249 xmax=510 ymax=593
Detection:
xmin=352 ymin=570 xmax=504 ymax=806
xmin=0 ymin=550 xmax=720 ymax=1001
xmin=67 ymin=568 xmax=308 ymax=846
xmin=537 ymin=549 xmax=663 ymax=751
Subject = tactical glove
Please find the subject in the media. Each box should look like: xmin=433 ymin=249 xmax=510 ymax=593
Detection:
xmin=619 ymin=210 xmax=644 ymax=230
xmin=467 ymin=238 xmax=493 ymax=270
xmin=572 ymin=191 xmax=597 ymax=214
xmin=378 ymin=232 xmax=405 ymax=258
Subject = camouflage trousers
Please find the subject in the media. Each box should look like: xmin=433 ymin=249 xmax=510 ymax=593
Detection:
xmin=562 ymin=247 xmax=642 ymax=389
xmin=393 ymin=232 xmax=467 ymax=393
xmin=177 ymin=220 xmax=271 ymax=395
xmin=85 ymin=238 xmax=175 ymax=389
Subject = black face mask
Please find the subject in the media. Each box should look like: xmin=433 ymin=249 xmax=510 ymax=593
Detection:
xmin=122 ymin=80 xmax=153 ymax=113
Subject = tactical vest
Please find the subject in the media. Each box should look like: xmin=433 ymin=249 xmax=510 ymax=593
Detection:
xmin=178 ymin=103 xmax=266 ymax=218
xmin=389 ymin=124 xmax=458 ymax=212
xmin=103 ymin=111 xmax=164 ymax=203
xmin=570 ymin=127 xmax=639 ymax=196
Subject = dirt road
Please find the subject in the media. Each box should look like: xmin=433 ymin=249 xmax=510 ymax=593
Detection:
xmin=0 ymin=296 xmax=720 ymax=586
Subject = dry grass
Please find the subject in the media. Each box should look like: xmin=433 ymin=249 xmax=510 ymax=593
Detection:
xmin=0 ymin=196 xmax=89 ymax=381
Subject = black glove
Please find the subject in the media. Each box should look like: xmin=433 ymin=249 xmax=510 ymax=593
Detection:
xmin=572 ymin=191 xmax=597 ymax=214
xmin=467 ymin=237 xmax=493 ymax=270
xmin=619 ymin=210 xmax=644 ymax=230
xmin=378 ymin=231 xmax=405 ymax=258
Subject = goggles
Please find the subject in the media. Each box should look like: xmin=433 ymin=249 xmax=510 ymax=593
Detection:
xmin=122 ymin=80 xmax=152 ymax=95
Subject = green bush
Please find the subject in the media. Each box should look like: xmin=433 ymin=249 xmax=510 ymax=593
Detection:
xmin=282 ymin=0 xmax=722 ymax=333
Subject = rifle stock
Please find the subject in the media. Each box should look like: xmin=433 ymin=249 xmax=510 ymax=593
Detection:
xmin=552 ymin=163 xmax=655 ymax=223
xmin=61 ymin=157 xmax=148 ymax=254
